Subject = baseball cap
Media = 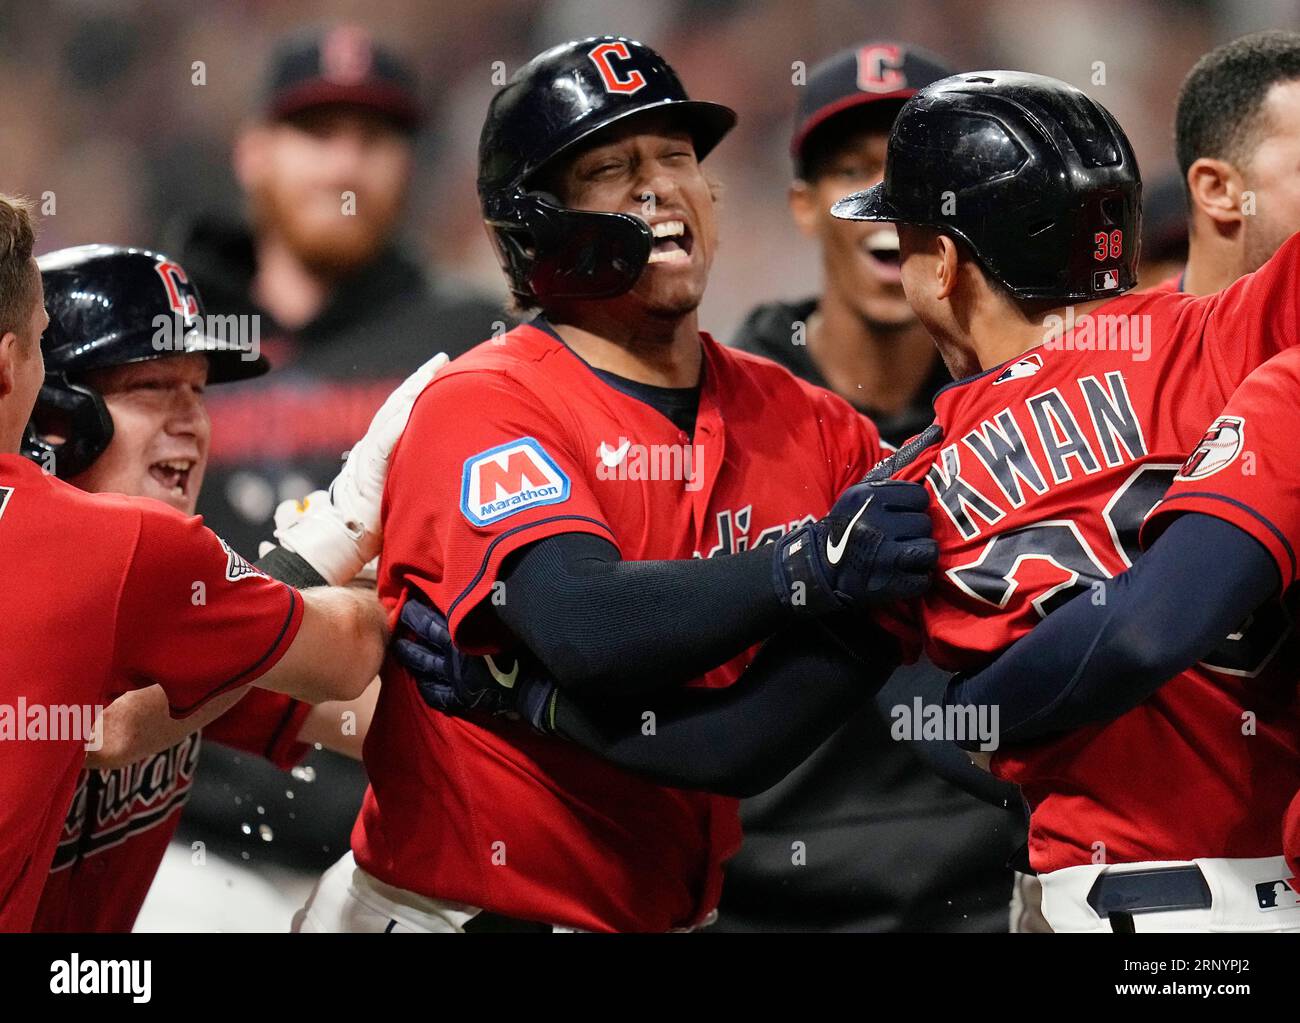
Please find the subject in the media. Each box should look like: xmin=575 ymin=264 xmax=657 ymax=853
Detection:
xmin=791 ymin=42 xmax=953 ymax=171
xmin=263 ymin=24 xmax=423 ymax=133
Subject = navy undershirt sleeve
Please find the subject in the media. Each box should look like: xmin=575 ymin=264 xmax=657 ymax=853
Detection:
xmin=945 ymin=512 xmax=1280 ymax=747
xmin=496 ymin=532 xmax=789 ymax=695
xmin=552 ymin=617 xmax=899 ymax=797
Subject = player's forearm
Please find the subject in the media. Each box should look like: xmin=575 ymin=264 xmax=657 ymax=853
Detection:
xmin=946 ymin=513 xmax=1278 ymax=746
xmin=255 ymin=588 xmax=389 ymax=705
xmin=86 ymin=685 xmax=247 ymax=770
xmin=295 ymin=677 xmax=380 ymax=759
xmin=551 ymin=623 xmax=896 ymax=798
xmin=496 ymin=533 xmax=788 ymax=696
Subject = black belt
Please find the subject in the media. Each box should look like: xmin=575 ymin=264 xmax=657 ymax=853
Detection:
xmin=462 ymin=910 xmax=553 ymax=933
xmin=1086 ymin=865 xmax=1212 ymax=933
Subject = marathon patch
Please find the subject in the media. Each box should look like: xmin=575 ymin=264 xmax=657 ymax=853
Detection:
xmin=1177 ymin=415 xmax=1244 ymax=481
xmin=218 ymin=536 xmax=268 ymax=583
xmin=461 ymin=437 xmax=570 ymax=527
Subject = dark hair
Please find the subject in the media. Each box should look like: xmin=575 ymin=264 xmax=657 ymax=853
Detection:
xmin=796 ymin=102 xmax=904 ymax=182
xmin=1175 ymin=30 xmax=1300 ymax=191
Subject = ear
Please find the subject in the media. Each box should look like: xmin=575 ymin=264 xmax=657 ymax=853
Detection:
xmin=0 ymin=332 xmax=16 ymax=400
xmin=1186 ymin=157 xmax=1244 ymax=228
xmin=232 ymin=124 xmax=269 ymax=191
xmin=788 ymin=180 xmax=820 ymax=239
xmin=934 ymin=233 xmax=960 ymax=300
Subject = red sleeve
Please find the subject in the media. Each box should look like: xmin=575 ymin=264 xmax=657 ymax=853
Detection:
xmin=809 ymin=385 xmax=885 ymax=494
xmin=383 ymin=369 xmax=617 ymax=654
xmin=202 ymin=689 xmax=312 ymax=769
xmin=1200 ymin=230 xmax=1300 ymax=404
xmin=112 ymin=504 xmax=304 ymax=717
xmin=1141 ymin=348 xmax=1300 ymax=590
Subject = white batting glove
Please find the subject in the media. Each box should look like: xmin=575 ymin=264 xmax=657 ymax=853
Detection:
xmin=272 ymin=352 xmax=449 ymax=585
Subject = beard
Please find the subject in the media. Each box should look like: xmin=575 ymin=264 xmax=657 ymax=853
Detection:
xmin=250 ymin=183 xmax=400 ymax=277
xmin=1242 ymin=214 xmax=1296 ymax=278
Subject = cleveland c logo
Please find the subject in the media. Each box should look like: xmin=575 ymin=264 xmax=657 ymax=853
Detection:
xmin=856 ymin=44 xmax=906 ymax=93
xmin=153 ymin=259 xmax=200 ymax=319
xmin=588 ymin=41 xmax=647 ymax=94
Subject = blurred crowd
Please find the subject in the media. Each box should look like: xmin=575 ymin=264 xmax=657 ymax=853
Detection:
xmin=1 ymin=0 xmax=1282 ymax=332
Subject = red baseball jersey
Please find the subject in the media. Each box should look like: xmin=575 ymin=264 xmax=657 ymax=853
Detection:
xmin=32 ymin=689 xmax=310 ymax=933
xmin=0 ymin=454 xmax=304 ymax=931
xmin=875 ymin=232 xmax=1300 ymax=875
xmin=357 ymin=323 xmax=881 ymax=932
xmin=1140 ymin=346 xmax=1300 ymax=879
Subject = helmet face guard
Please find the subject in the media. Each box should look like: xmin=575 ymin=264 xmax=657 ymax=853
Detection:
xmin=21 ymin=375 xmax=115 ymax=479
xmin=483 ymin=190 xmax=654 ymax=302
xmin=477 ymin=36 xmax=735 ymax=306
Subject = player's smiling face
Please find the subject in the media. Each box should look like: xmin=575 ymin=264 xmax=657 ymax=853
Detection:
xmin=70 ymin=354 xmax=211 ymax=515
xmin=546 ymin=110 xmax=718 ymax=318
xmin=791 ymin=125 xmax=914 ymax=329
xmin=785 ymin=113 xmax=909 ymax=327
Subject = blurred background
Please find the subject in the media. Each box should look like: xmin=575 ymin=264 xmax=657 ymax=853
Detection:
xmin=8 ymin=0 xmax=1292 ymax=931
xmin=2 ymin=0 xmax=1288 ymax=333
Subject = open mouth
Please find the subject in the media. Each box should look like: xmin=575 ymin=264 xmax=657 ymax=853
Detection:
xmin=647 ymin=219 xmax=694 ymax=265
xmin=862 ymin=228 xmax=901 ymax=271
xmin=148 ymin=459 xmax=195 ymax=501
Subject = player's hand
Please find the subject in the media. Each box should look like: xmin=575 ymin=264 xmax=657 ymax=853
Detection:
xmin=274 ymin=352 xmax=448 ymax=585
xmin=393 ymin=595 xmax=557 ymax=733
xmin=773 ymin=479 xmax=937 ymax=615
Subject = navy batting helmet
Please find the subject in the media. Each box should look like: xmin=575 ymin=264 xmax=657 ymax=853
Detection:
xmin=22 ymin=244 xmax=269 ymax=478
xmin=478 ymin=36 xmax=736 ymax=305
xmin=832 ymin=71 xmax=1141 ymax=301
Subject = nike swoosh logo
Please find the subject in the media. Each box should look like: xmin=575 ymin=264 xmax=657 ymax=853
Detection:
xmin=484 ymin=655 xmax=519 ymax=689
xmin=826 ymin=495 xmax=873 ymax=565
xmin=598 ymin=440 xmax=632 ymax=467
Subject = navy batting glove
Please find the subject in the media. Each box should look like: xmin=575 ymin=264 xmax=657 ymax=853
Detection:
xmin=394 ymin=595 xmax=557 ymax=732
xmin=773 ymin=479 xmax=937 ymax=615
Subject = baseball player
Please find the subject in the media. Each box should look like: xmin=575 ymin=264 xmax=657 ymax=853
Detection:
xmin=296 ymin=36 xmax=936 ymax=934
xmin=938 ymin=31 xmax=1300 ymax=932
xmin=0 ymin=196 xmax=438 ymax=931
xmin=20 ymin=245 xmax=387 ymax=932
xmin=947 ymin=341 xmax=1300 ymax=930
xmin=826 ymin=71 xmax=1300 ymax=932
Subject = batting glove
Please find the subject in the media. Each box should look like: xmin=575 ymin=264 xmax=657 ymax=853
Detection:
xmin=773 ymin=479 xmax=937 ymax=615
xmin=273 ymin=352 xmax=448 ymax=585
xmin=394 ymin=596 xmax=557 ymax=733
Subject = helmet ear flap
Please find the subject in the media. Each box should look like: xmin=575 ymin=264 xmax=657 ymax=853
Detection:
xmin=22 ymin=375 xmax=114 ymax=479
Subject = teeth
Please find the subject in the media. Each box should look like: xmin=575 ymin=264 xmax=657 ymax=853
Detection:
xmin=648 ymin=247 xmax=690 ymax=264
xmin=155 ymin=460 xmax=194 ymax=472
xmin=652 ymin=220 xmax=685 ymax=239
xmin=864 ymin=228 xmax=900 ymax=253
